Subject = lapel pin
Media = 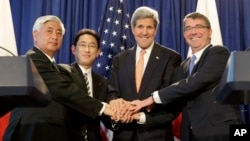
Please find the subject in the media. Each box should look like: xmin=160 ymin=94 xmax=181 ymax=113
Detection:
xmin=156 ymin=56 xmax=159 ymax=59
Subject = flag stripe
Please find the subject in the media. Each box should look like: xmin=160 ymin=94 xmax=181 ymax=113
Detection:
xmin=93 ymin=0 xmax=133 ymax=78
xmin=93 ymin=0 xmax=133 ymax=140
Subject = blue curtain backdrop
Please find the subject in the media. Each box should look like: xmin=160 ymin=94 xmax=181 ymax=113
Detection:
xmin=9 ymin=0 xmax=250 ymax=123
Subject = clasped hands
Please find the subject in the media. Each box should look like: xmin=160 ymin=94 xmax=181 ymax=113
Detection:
xmin=105 ymin=98 xmax=154 ymax=123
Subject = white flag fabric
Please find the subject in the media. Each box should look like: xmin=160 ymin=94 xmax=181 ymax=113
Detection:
xmin=187 ymin=0 xmax=223 ymax=57
xmin=0 ymin=0 xmax=18 ymax=56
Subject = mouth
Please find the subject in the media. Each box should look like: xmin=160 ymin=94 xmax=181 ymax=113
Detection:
xmin=190 ymin=36 xmax=201 ymax=41
xmin=50 ymin=42 xmax=58 ymax=46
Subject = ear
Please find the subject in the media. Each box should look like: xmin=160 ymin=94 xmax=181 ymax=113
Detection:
xmin=209 ymin=28 xmax=212 ymax=36
xmin=71 ymin=45 xmax=76 ymax=55
xmin=96 ymin=48 xmax=101 ymax=57
xmin=131 ymin=27 xmax=135 ymax=34
xmin=32 ymin=31 xmax=38 ymax=42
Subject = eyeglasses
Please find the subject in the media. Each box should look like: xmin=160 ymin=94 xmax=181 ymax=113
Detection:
xmin=76 ymin=44 xmax=98 ymax=50
xmin=184 ymin=25 xmax=209 ymax=32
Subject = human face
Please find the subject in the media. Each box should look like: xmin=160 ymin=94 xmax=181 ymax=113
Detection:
xmin=184 ymin=18 xmax=212 ymax=54
xmin=132 ymin=18 xmax=157 ymax=49
xmin=33 ymin=21 xmax=63 ymax=57
xmin=72 ymin=34 xmax=100 ymax=69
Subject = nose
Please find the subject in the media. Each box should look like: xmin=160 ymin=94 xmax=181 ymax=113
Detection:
xmin=51 ymin=31 xmax=58 ymax=40
xmin=191 ymin=28 xmax=198 ymax=35
xmin=142 ymin=27 xmax=148 ymax=35
xmin=84 ymin=46 xmax=90 ymax=52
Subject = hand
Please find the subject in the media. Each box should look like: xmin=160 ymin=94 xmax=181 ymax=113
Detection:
xmin=119 ymin=102 xmax=134 ymax=123
xmin=109 ymin=98 xmax=134 ymax=123
xmin=132 ymin=113 xmax=140 ymax=121
xmin=109 ymin=98 xmax=125 ymax=117
xmin=130 ymin=96 xmax=154 ymax=112
xmin=103 ymin=104 xmax=116 ymax=118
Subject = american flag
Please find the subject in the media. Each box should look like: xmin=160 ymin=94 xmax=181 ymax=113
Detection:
xmin=93 ymin=0 xmax=133 ymax=78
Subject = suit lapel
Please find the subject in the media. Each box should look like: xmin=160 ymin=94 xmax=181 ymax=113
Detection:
xmin=126 ymin=46 xmax=137 ymax=91
xmin=191 ymin=45 xmax=212 ymax=75
xmin=32 ymin=47 xmax=59 ymax=73
xmin=183 ymin=59 xmax=190 ymax=77
xmin=71 ymin=63 xmax=87 ymax=91
xmin=72 ymin=63 xmax=105 ymax=100
xmin=92 ymin=72 xmax=105 ymax=100
xmin=139 ymin=44 xmax=162 ymax=95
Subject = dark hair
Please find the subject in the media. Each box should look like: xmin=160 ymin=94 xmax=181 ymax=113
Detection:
xmin=73 ymin=29 xmax=100 ymax=48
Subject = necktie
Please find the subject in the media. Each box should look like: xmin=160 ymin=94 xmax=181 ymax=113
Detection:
xmin=84 ymin=73 xmax=91 ymax=96
xmin=83 ymin=73 xmax=91 ymax=140
xmin=136 ymin=49 xmax=146 ymax=92
xmin=189 ymin=55 xmax=196 ymax=75
xmin=52 ymin=61 xmax=59 ymax=72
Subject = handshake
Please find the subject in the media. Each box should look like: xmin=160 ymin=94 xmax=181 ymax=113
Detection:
xmin=103 ymin=97 xmax=154 ymax=123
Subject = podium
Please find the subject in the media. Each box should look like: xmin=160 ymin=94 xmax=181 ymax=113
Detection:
xmin=0 ymin=56 xmax=51 ymax=117
xmin=217 ymin=51 xmax=250 ymax=124
xmin=218 ymin=51 xmax=250 ymax=104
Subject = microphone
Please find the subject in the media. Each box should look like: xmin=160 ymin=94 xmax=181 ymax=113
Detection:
xmin=0 ymin=46 xmax=16 ymax=56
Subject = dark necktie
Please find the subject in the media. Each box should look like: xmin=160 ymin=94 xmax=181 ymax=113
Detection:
xmin=52 ymin=61 xmax=59 ymax=72
xmin=84 ymin=73 xmax=91 ymax=96
xmin=189 ymin=55 xmax=196 ymax=75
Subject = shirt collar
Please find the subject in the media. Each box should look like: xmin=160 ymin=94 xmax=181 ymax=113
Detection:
xmin=35 ymin=46 xmax=56 ymax=63
xmin=136 ymin=41 xmax=154 ymax=55
xmin=78 ymin=64 xmax=92 ymax=75
xmin=191 ymin=44 xmax=211 ymax=64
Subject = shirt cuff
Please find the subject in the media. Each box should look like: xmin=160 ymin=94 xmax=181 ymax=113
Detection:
xmin=137 ymin=112 xmax=146 ymax=124
xmin=99 ymin=102 xmax=107 ymax=116
xmin=152 ymin=91 xmax=162 ymax=104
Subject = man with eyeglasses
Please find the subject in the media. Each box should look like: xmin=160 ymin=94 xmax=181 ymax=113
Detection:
xmin=131 ymin=12 xmax=243 ymax=141
xmin=58 ymin=29 xmax=114 ymax=141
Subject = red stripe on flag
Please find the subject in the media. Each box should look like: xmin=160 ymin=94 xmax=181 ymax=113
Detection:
xmin=0 ymin=112 xmax=11 ymax=140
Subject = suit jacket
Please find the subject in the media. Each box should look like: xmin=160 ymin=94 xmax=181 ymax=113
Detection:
xmin=108 ymin=43 xmax=182 ymax=141
xmin=58 ymin=62 xmax=108 ymax=141
xmin=3 ymin=47 xmax=104 ymax=141
xmin=157 ymin=45 xmax=242 ymax=141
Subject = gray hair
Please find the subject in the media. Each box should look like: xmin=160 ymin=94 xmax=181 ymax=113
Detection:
xmin=131 ymin=6 xmax=159 ymax=29
xmin=32 ymin=15 xmax=65 ymax=35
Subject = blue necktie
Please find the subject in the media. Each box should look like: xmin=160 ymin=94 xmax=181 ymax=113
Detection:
xmin=189 ymin=55 xmax=196 ymax=75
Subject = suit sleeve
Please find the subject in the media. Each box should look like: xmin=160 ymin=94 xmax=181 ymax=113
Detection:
xmin=144 ymin=51 xmax=183 ymax=129
xmin=158 ymin=46 xmax=230 ymax=104
xmin=29 ymin=53 xmax=103 ymax=119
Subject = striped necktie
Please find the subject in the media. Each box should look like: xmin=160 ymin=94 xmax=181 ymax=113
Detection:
xmin=84 ymin=73 xmax=91 ymax=96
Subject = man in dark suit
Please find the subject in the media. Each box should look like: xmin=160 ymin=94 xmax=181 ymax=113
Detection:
xmin=59 ymin=29 xmax=111 ymax=141
xmin=107 ymin=6 xmax=182 ymax=141
xmin=3 ymin=15 xmax=115 ymax=141
xmin=131 ymin=12 xmax=243 ymax=141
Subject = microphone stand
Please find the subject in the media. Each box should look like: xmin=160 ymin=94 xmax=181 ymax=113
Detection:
xmin=0 ymin=46 xmax=16 ymax=56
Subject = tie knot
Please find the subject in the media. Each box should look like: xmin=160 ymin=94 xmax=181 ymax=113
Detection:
xmin=140 ymin=49 xmax=146 ymax=55
xmin=190 ymin=55 xmax=196 ymax=62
